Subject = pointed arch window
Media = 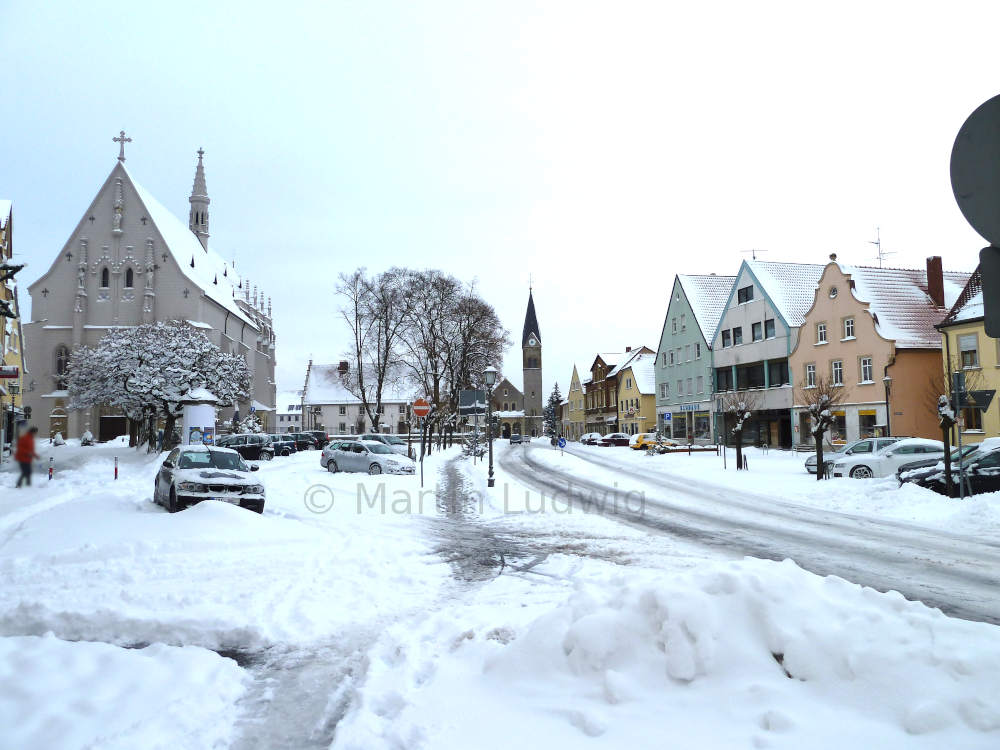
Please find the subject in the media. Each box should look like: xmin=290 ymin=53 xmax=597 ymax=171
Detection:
xmin=124 ymin=268 xmax=134 ymax=288
xmin=55 ymin=345 xmax=70 ymax=390
xmin=100 ymin=267 xmax=110 ymax=288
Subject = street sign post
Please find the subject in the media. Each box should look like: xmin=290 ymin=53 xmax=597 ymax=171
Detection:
xmin=557 ymin=436 xmax=566 ymax=455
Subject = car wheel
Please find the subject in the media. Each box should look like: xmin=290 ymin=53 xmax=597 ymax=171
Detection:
xmin=260 ymin=451 xmax=273 ymax=461
xmin=327 ymin=460 xmax=338 ymax=473
xmin=167 ymin=487 xmax=179 ymax=513
xmin=282 ymin=449 xmax=290 ymax=457
xmin=369 ymin=463 xmax=382 ymax=475
xmin=153 ymin=479 xmax=160 ymax=506
xmin=850 ymin=465 xmax=874 ymax=479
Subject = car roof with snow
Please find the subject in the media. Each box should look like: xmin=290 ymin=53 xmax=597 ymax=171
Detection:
xmin=178 ymin=444 xmax=239 ymax=455
xmin=882 ymin=437 xmax=943 ymax=450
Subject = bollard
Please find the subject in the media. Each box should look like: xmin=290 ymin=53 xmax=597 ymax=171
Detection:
xmin=114 ymin=456 xmax=119 ymax=480
xmin=48 ymin=456 xmax=53 ymax=481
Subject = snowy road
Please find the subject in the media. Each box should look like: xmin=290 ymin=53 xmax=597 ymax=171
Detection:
xmin=500 ymin=442 xmax=1000 ymax=625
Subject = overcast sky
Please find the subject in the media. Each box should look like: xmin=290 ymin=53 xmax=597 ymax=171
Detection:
xmin=4 ymin=1 xmax=998 ymax=399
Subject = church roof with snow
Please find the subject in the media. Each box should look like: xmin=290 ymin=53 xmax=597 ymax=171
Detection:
xmin=120 ymin=163 xmax=259 ymax=330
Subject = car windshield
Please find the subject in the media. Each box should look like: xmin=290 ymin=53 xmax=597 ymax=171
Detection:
xmin=386 ymin=436 xmax=406 ymax=445
xmin=368 ymin=444 xmax=393 ymax=455
xmin=178 ymin=450 xmax=247 ymax=471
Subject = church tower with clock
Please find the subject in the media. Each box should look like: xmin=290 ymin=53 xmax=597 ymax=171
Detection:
xmin=521 ymin=289 xmax=543 ymax=437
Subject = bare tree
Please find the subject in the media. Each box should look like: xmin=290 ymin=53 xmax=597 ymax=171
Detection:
xmin=336 ymin=268 xmax=413 ymax=432
xmin=797 ymin=378 xmax=845 ymax=481
xmin=721 ymin=390 xmax=761 ymax=471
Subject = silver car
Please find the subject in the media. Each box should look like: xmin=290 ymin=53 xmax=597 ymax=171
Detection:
xmin=359 ymin=433 xmax=410 ymax=456
xmin=804 ymin=437 xmax=903 ymax=474
xmin=324 ymin=440 xmax=416 ymax=475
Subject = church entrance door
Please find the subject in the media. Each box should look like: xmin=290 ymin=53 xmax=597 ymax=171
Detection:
xmin=99 ymin=415 xmax=128 ymax=442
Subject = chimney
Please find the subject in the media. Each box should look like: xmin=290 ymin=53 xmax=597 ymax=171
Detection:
xmin=926 ymin=256 xmax=944 ymax=307
xmin=338 ymin=360 xmax=349 ymax=375
xmin=829 ymin=252 xmax=837 ymax=262
xmin=625 ymin=346 xmax=632 ymax=352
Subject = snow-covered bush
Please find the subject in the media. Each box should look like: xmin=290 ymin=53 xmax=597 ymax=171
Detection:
xmin=52 ymin=432 xmax=66 ymax=446
xmin=80 ymin=430 xmax=94 ymax=446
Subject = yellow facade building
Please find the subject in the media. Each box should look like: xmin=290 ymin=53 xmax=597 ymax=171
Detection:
xmin=1 ymin=200 xmax=28 ymax=451
xmin=615 ymin=351 xmax=657 ymax=435
xmin=563 ymin=363 xmax=587 ymax=440
xmin=938 ymin=268 xmax=999 ymax=440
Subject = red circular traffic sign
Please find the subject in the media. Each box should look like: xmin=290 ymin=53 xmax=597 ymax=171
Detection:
xmin=412 ymin=398 xmax=431 ymax=418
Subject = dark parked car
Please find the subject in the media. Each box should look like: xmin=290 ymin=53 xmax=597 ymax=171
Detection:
xmin=895 ymin=443 xmax=979 ymax=483
xmin=305 ymin=430 xmax=330 ymax=449
xmin=288 ymin=432 xmax=318 ymax=451
xmin=509 ymin=433 xmax=523 ymax=444
xmin=600 ymin=433 xmax=631 ymax=447
xmin=268 ymin=433 xmax=297 ymax=456
xmin=900 ymin=440 xmax=1000 ymax=497
xmin=216 ymin=433 xmax=274 ymax=461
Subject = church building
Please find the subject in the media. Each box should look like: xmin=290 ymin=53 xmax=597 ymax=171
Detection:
xmin=23 ymin=135 xmax=276 ymax=440
xmin=491 ymin=291 xmax=543 ymax=438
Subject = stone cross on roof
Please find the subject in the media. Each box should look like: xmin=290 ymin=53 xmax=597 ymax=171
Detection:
xmin=113 ymin=130 xmax=132 ymax=162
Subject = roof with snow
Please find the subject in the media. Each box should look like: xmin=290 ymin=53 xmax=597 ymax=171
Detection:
xmin=122 ymin=163 xmax=260 ymax=330
xmin=838 ymin=263 xmax=970 ymax=348
xmin=276 ymin=389 xmax=304 ymax=414
xmin=522 ymin=291 xmax=541 ymax=347
xmin=745 ymin=260 xmax=828 ymax=327
xmin=304 ymin=364 xmax=413 ymax=405
xmin=607 ymin=347 xmax=653 ymax=377
xmin=939 ymin=267 xmax=984 ymax=327
xmin=676 ymin=274 xmax=736 ymax=342
xmin=618 ymin=352 xmax=656 ymax=394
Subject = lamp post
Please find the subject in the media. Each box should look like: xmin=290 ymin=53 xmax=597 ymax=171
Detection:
xmin=882 ymin=374 xmax=892 ymax=437
xmin=484 ymin=366 xmax=497 ymax=488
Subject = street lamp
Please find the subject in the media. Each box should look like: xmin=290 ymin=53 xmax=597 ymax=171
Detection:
xmin=484 ymin=366 xmax=498 ymax=488
xmin=882 ymin=374 xmax=892 ymax=437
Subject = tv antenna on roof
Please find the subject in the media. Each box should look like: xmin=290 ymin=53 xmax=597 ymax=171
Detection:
xmin=869 ymin=226 xmax=895 ymax=268
xmin=742 ymin=248 xmax=768 ymax=260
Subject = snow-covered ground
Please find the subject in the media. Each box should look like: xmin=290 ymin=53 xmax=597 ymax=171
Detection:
xmin=1 ymin=437 xmax=999 ymax=748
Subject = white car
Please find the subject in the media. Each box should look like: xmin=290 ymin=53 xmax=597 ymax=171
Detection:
xmin=580 ymin=432 xmax=603 ymax=445
xmin=832 ymin=437 xmax=945 ymax=479
xmin=324 ymin=440 xmax=416 ymax=475
xmin=154 ymin=444 xmax=265 ymax=513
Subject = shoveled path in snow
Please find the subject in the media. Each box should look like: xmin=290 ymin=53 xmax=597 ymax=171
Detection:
xmin=501 ymin=442 xmax=1000 ymax=624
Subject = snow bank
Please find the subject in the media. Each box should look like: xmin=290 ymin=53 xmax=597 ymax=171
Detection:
xmin=335 ymin=558 xmax=1000 ymax=749
xmin=0 ymin=633 xmax=246 ymax=750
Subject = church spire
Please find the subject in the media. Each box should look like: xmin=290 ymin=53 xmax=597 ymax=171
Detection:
xmin=522 ymin=289 xmax=541 ymax=348
xmin=188 ymin=147 xmax=210 ymax=251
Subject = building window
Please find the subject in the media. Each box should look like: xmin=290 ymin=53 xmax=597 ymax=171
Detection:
xmin=962 ymin=407 xmax=984 ymax=431
xmin=681 ymin=314 xmax=686 ymax=330
xmin=817 ymin=322 xmax=827 ymax=343
xmin=764 ymin=318 xmax=775 ymax=338
xmin=669 ymin=351 xmax=674 ymax=366
xmin=696 ymin=375 xmax=704 ymax=393
xmin=626 ymin=378 xmax=632 ymax=389
xmin=684 ymin=344 xmax=691 ymax=361
xmin=859 ymin=412 xmax=877 ymax=438
xmin=722 ymin=330 xmax=731 ymax=348
xmin=752 ymin=322 xmax=763 ymax=341
xmin=677 ymin=379 xmax=683 ymax=395
xmin=959 ymin=334 xmax=979 ymax=368
xmin=54 ymin=344 xmax=70 ymax=390
xmin=660 ymin=383 xmax=669 ymax=398
xmin=686 ymin=378 xmax=693 ymax=395
xmin=860 ymin=356 xmax=873 ymax=383
xmin=832 ymin=360 xmax=844 ymax=385
xmin=733 ymin=326 xmax=743 ymax=345
xmin=695 ymin=342 xmax=701 ymax=359
xmin=124 ymin=268 xmax=134 ymax=288
xmin=338 ymin=422 xmax=346 ymax=433
xmin=100 ymin=267 xmax=110 ymax=288
xmin=716 ymin=368 xmax=734 ymax=391
xmin=843 ymin=317 xmax=855 ymax=339
xmin=768 ymin=360 xmax=789 ymax=386
xmin=806 ymin=363 xmax=816 ymax=387
xmin=737 ymin=285 xmax=754 ymax=304
xmin=339 ymin=405 xmax=346 ymax=415
xmin=672 ymin=318 xmax=677 ymax=333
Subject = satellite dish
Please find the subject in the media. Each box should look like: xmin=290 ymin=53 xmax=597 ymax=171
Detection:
xmin=951 ymin=93 xmax=1000 ymax=246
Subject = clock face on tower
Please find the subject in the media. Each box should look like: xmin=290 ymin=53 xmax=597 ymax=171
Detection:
xmin=528 ymin=337 xmax=537 ymax=346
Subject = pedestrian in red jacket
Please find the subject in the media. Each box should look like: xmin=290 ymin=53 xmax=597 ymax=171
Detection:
xmin=15 ymin=427 xmax=39 ymax=488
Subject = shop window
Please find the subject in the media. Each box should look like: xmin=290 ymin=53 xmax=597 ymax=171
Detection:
xmin=859 ymin=412 xmax=877 ymax=438
xmin=831 ymin=412 xmax=847 ymax=443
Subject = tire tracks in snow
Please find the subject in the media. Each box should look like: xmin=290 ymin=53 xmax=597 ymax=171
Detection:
xmin=502 ymin=443 xmax=1000 ymax=625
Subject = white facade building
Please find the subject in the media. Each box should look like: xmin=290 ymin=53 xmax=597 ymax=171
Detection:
xmin=302 ymin=361 xmax=412 ymax=436
xmin=23 ymin=141 xmax=276 ymax=439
